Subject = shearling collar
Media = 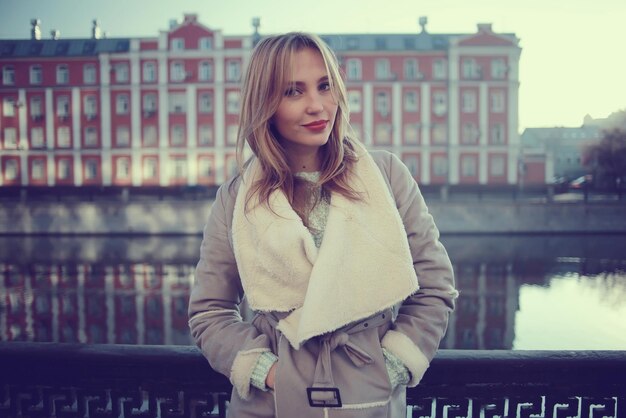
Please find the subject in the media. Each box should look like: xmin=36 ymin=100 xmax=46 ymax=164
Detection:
xmin=231 ymin=146 xmax=419 ymax=349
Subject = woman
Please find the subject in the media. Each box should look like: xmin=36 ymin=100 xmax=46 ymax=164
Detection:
xmin=188 ymin=32 xmax=457 ymax=418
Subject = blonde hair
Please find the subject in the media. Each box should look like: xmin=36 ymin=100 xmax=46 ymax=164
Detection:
xmin=236 ymin=32 xmax=361 ymax=222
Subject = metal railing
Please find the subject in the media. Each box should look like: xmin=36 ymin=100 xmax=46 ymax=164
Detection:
xmin=1 ymin=343 xmax=624 ymax=417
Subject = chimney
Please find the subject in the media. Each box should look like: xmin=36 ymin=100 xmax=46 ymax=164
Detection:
xmin=477 ymin=23 xmax=493 ymax=33
xmin=252 ymin=17 xmax=261 ymax=45
xmin=51 ymin=29 xmax=60 ymax=40
xmin=418 ymin=16 xmax=428 ymax=33
xmin=92 ymin=19 xmax=102 ymax=39
xmin=31 ymin=19 xmax=42 ymax=40
xmin=169 ymin=19 xmax=178 ymax=30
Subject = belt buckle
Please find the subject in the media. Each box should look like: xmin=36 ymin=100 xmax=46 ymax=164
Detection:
xmin=306 ymin=387 xmax=342 ymax=408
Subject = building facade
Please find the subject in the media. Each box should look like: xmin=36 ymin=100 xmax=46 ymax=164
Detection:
xmin=520 ymin=125 xmax=602 ymax=183
xmin=0 ymin=15 xmax=522 ymax=188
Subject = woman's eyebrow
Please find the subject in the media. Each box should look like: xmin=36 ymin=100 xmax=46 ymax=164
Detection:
xmin=287 ymin=76 xmax=330 ymax=87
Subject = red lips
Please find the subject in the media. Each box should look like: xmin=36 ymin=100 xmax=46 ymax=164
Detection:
xmin=302 ymin=120 xmax=328 ymax=129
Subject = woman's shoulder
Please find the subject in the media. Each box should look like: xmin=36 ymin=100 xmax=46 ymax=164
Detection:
xmin=366 ymin=149 xmax=408 ymax=181
xmin=214 ymin=175 xmax=241 ymax=213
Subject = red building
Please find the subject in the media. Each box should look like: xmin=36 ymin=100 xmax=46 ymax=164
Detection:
xmin=0 ymin=15 xmax=521 ymax=188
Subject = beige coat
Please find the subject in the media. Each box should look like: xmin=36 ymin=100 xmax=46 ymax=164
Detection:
xmin=188 ymin=150 xmax=457 ymax=417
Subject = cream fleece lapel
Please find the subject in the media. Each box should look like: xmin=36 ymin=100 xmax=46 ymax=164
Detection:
xmin=232 ymin=147 xmax=419 ymax=349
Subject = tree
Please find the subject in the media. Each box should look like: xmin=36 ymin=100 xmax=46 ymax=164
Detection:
xmin=583 ymin=129 xmax=626 ymax=191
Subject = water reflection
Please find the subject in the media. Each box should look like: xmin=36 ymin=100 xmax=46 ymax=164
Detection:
xmin=0 ymin=235 xmax=625 ymax=349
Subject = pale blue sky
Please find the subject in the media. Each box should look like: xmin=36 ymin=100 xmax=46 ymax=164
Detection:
xmin=1 ymin=0 xmax=624 ymax=130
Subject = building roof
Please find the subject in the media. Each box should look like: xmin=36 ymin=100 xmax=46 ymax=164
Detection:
xmin=0 ymin=38 xmax=130 ymax=58
xmin=521 ymin=126 xmax=602 ymax=148
xmin=319 ymin=32 xmax=454 ymax=52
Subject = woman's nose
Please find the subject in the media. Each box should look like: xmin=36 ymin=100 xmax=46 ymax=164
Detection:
xmin=305 ymin=92 xmax=324 ymax=114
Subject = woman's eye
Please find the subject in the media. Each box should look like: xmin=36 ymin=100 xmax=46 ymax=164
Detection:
xmin=284 ymin=88 xmax=301 ymax=97
xmin=319 ymin=82 xmax=331 ymax=91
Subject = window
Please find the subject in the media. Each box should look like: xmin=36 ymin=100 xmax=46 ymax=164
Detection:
xmin=348 ymin=90 xmax=361 ymax=113
xmin=30 ymin=65 xmax=42 ymax=84
xmin=462 ymin=123 xmax=479 ymax=144
xmin=84 ymin=95 xmax=97 ymax=117
xmin=346 ymin=59 xmax=362 ymax=81
xmin=2 ymin=66 xmax=15 ymax=85
xmin=432 ymin=124 xmax=447 ymax=145
xmin=170 ymin=61 xmax=185 ymax=82
xmin=462 ymin=58 xmax=481 ymax=79
xmin=143 ymin=94 xmax=157 ymax=113
xmin=168 ymin=93 xmax=186 ymax=113
xmin=432 ymin=91 xmax=447 ymax=116
xmin=84 ymin=126 xmax=98 ymax=147
xmin=3 ymin=128 xmax=17 ymax=149
xmin=171 ymin=124 xmax=185 ymax=146
xmin=375 ymin=124 xmax=392 ymax=145
xmin=31 ymin=159 xmax=45 ymax=180
xmin=404 ymin=59 xmax=419 ymax=80
xmin=3 ymin=97 xmax=15 ymax=117
xmin=198 ymin=156 xmax=214 ymax=178
xmin=198 ymin=92 xmax=213 ymax=113
xmin=116 ymin=94 xmax=129 ymax=114
xmin=116 ymin=157 xmax=130 ymax=179
xmin=226 ymin=60 xmax=241 ymax=82
xmin=433 ymin=155 xmax=448 ymax=176
xmin=31 ymin=127 xmax=45 ymax=148
xmin=171 ymin=38 xmax=185 ymax=50
xmin=5 ymin=159 xmax=18 ymax=181
xmin=143 ymin=157 xmax=158 ymax=180
xmin=375 ymin=59 xmax=390 ymax=80
xmin=83 ymin=64 xmax=96 ymax=84
xmin=199 ymin=37 xmax=213 ymax=50
xmin=375 ymin=91 xmax=390 ymax=117
xmin=227 ymin=91 xmax=240 ymax=114
xmin=30 ymin=96 xmax=43 ymax=118
xmin=433 ymin=59 xmax=446 ymax=80
xmin=84 ymin=159 xmax=99 ymax=180
xmin=490 ymin=124 xmax=505 ymax=145
xmin=198 ymin=124 xmax=213 ymax=146
xmin=57 ymin=126 xmax=71 ymax=148
xmin=198 ymin=61 xmax=212 ymax=82
xmin=56 ymin=64 xmax=69 ymax=84
xmin=169 ymin=157 xmax=188 ymax=181
xmin=461 ymin=155 xmax=477 ymax=177
xmin=491 ymin=90 xmax=505 ymax=113
xmin=490 ymin=155 xmax=505 ymax=176
xmin=462 ymin=91 xmax=477 ymax=113
xmin=404 ymin=91 xmax=419 ymax=112
xmin=115 ymin=125 xmax=130 ymax=147
xmin=56 ymin=96 xmax=70 ymax=117
xmin=58 ymin=158 xmax=71 ymax=180
xmin=404 ymin=124 xmax=420 ymax=145
xmin=226 ymin=125 xmax=238 ymax=146
xmin=143 ymin=62 xmax=156 ymax=82
xmin=114 ymin=63 xmax=129 ymax=83
xmin=143 ymin=125 xmax=157 ymax=147
xmin=491 ymin=58 xmax=507 ymax=79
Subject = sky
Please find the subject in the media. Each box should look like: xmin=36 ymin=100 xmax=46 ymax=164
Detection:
xmin=0 ymin=0 xmax=624 ymax=131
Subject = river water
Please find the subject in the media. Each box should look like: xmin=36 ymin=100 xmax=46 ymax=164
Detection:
xmin=1 ymin=234 xmax=625 ymax=350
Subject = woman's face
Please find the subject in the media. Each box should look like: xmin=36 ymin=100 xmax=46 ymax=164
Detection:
xmin=272 ymin=47 xmax=338 ymax=162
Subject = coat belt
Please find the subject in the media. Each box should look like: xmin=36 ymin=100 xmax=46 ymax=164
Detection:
xmin=262 ymin=308 xmax=395 ymax=407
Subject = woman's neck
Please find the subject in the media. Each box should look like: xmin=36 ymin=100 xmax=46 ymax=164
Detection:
xmin=285 ymin=147 xmax=321 ymax=173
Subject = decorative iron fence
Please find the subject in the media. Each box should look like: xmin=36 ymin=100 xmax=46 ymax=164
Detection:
xmin=0 ymin=343 xmax=624 ymax=417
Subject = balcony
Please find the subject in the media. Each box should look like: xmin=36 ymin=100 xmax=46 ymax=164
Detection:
xmin=0 ymin=343 xmax=623 ymax=417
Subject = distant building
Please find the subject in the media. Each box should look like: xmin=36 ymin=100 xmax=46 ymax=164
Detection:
xmin=520 ymin=125 xmax=602 ymax=182
xmin=0 ymin=15 xmax=522 ymax=188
